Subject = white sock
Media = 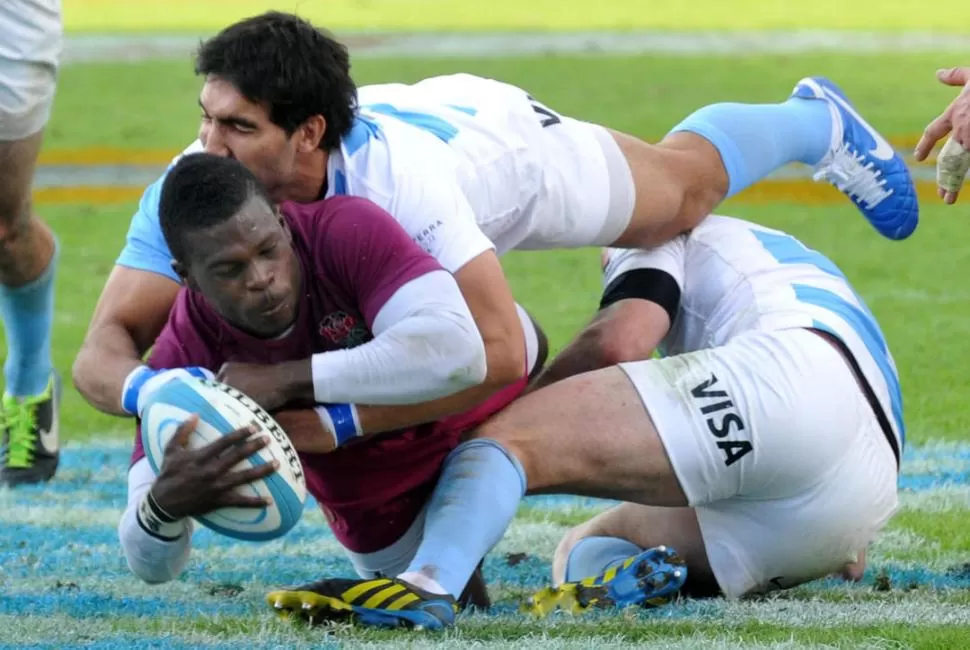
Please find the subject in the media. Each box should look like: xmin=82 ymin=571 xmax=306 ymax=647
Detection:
xmin=397 ymin=570 xmax=448 ymax=596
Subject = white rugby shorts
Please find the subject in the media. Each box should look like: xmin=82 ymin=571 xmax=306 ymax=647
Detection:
xmin=619 ymin=328 xmax=899 ymax=598
xmin=0 ymin=0 xmax=61 ymax=140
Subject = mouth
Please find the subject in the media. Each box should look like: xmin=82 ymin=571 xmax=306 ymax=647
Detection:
xmin=259 ymin=296 xmax=288 ymax=317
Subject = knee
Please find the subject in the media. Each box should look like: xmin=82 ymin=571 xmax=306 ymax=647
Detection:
xmin=461 ymin=425 xmax=537 ymax=491
xmin=552 ymin=524 xmax=589 ymax=584
xmin=0 ymin=188 xmax=32 ymax=243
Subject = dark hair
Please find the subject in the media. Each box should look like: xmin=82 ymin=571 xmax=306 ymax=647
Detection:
xmin=195 ymin=11 xmax=357 ymax=150
xmin=159 ymin=153 xmax=274 ymax=264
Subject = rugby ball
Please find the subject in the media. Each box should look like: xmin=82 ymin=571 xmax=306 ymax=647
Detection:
xmin=140 ymin=376 xmax=306 ymax=542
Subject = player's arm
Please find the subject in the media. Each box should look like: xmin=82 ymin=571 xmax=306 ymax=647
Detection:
xmin=531 ymin=244 xmax=685 ymax=390
xmin=73 ymin=177 xmax=212 ymax=416
xmin=119 ymin=419 xmax=274 ymax=584
xmin=117 ymin=305 xmax=271 ymax=583
xmin=386 ymin=171 xmax=526 ymax=392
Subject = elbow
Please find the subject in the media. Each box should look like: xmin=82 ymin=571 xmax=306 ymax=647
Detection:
xmin=440 ymin=318 xmax=490 ymax=392
xmin=578 ymin=324 xmax=643 ymax=368
xmin=481 ymin=328 xmax=526 ymax=390
xmin=71 ymin=345 xmax=94 ymax=401
xmin=128 ymin=561 xmax=176 ymax=585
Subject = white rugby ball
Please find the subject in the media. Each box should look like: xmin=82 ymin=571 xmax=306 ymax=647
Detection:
xmin=140 ymin=376 xmax=306 ymax=541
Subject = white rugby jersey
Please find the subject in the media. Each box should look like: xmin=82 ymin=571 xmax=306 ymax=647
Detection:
xmin=602 ymin=215 xmax=905 ymax=450
xmin=118 ymin=74 xmax=559 ymax=282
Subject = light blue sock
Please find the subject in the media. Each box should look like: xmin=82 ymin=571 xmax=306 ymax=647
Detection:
xmin=1 ymin=239 xmax=58 ymax=397
xmin=669 ymin=97 xmax=832 ymax=197
xmin=564 ymin=536 xmax=643 ymax=582
xmin=404 ymin=438 xmax=526 ymax=598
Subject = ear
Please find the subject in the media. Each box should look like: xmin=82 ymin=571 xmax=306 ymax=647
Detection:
xmin=276 ymin=206 xmax=293 ymax=243
xmin=171 ymin=260 xmax=196 ymax=289
xmin=295 ymin=115 xmax=327 ymax=152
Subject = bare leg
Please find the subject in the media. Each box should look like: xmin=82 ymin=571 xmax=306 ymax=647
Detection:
xmin=0 ymin=129 xmax=60 ymax=487
xmin=0 ymin=132 xmax=55 ymax=288
xmin=400 ymin=365 xmax=687 ymax=599
xmin=473 ymin=365 xmax=686 ymax=506
xmin=608 ymin=130 xmax=729 ymax=249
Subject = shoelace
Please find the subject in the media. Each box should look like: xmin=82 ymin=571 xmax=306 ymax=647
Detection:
xmin=2 ymin=396 xmax=40 ymax=468
xmin=814 ymin=143 xmax=893 ymax=209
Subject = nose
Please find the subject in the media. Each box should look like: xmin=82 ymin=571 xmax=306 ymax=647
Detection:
xmin=201 ymin=124 xmax=230 ymax=157
xmin=246 ymin=260 xmax=275 ymax=292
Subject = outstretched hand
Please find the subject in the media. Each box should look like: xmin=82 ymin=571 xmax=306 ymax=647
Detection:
xmin=150 ymin=414 xmax=278 ymax=520
xmin=915 ymin=67 xmax=970 ymax=204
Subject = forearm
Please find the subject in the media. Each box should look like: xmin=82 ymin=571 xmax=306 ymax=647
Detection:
xmin=118 ymin=459 xmax=193 ymax=584
xmin=279 ymin=380 xmax=505 ymax=454
xmin=73 ymin=323 xmax=146 ymax=416
xmin=529 ymin=332 xmax=622 ymax=392
xmin=312 ymin=272 xmax=487 ymax=405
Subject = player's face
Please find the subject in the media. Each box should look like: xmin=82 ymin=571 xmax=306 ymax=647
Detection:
xmin=198 ymin=77 xmax=299 ymax=202
xmin=183 ymin=198 xmax=302 ymax=338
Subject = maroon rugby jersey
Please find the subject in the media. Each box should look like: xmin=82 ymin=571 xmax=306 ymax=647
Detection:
xmin=130 ymin=196 xmax=524 ymax=552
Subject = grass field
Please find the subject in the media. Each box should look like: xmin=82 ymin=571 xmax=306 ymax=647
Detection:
xmin=65 ymin=0 xmax=970 ymax=33
xmin=3 ymin=3 xmax=970 ymax=648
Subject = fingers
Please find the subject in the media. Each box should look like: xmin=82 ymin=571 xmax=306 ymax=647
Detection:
xmin=937 ymin=67 xmax=970 ymax=87
xmin=211 ymin=435 xmax=273 ymax=475
xmin=165 ymin=414 xmax=199 ymax=452
xmin=915 ymin=114 xmax=952 ymax=162
xmin=937 ymin=137 xmax=970 ymax=204
xmin=216 ymin=460 xmax=280 ymax=491
xmin=217 ymin=493 xmax=274 ymax=509
xmin=195 ymin=424 xmax=261 ymax=463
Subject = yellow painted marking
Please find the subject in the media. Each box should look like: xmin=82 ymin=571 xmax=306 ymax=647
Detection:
xmin=362 ymin=583 xmax=407 ymax=609
xmin=34 ymin=186 xmax=143 ymax=205
xmin=30 ymin=179 xmax=949 ymax=207
xmin=38 ymin=148 xmax=178 ymax=166
xmin=33 ymin=134 xmax=925 ymax=168
xmin=341 ymin=578 xmax=391 ymax=603
xmin=386 ymin=592 xmax=421 ymax=611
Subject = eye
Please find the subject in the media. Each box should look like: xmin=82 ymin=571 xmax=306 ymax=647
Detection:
xmin=260 ymin=242 xmax=279 ymax=257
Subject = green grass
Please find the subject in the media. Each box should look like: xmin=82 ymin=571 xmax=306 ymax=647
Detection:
xmin=65 ymin=0 xmax=970 ymax=33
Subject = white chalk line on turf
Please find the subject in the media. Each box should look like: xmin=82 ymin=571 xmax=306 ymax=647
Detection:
xmin=61 ymin=31 xmax=970 ymax=64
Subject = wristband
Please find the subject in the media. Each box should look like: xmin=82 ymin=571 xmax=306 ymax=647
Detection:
xmin=122 ymin=365 xmax=156 ymax=415
xmin=315 ymin=403 xmax=363 ymax=448
xmin=136 ymin=490 xmax=184 ymax=541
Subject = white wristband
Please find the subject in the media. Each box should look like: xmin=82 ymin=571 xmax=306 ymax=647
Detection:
xmin=136 ymin=490 xmax=185 ymax=541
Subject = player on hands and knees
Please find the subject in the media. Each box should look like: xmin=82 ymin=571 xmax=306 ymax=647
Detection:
xmin=0 ymin=0 xmax=63 ymax=486
xmin=75 ymin=11 xmax=917 ymax=437
xmin=272 ymin=212 xmax=904 ymax=628
xmin=118 ymin=153 xmax=541 ymax=610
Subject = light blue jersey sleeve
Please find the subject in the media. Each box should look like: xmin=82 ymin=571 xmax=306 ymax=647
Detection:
xmin=115 ymin=174 xmax=179 ymax=283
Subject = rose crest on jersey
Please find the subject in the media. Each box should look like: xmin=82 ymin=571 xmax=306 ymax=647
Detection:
xmin=319 ymin=311 xmax=371 ymax=348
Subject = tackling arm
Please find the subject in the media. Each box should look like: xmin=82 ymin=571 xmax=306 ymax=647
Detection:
xmin=532 ymin=243 xmax=686 ymax=391
xmin=72 ymin=266 xmax=181 ymax=415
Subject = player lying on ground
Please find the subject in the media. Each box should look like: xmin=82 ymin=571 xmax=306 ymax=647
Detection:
xmin=75 ymin=11 xmax=918 ymax=436
xmin=267 ymin=210 xmax=904 ymax=629
xmin=0 ymin=0 xmax=62 ymax=486
xmin=915 ymin=66 xmax=970 ymax=204
xmin=118 ymin=153 xmax=545 ymax=609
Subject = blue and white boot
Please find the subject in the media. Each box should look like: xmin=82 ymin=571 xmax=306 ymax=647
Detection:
xmin=793 ymin=76 xmax=918 ymax=240
xmin=525 ymin=545 xmax=687 ymax=616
